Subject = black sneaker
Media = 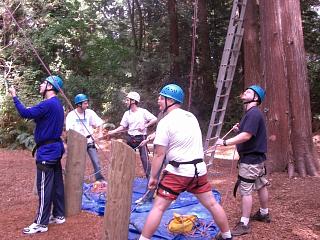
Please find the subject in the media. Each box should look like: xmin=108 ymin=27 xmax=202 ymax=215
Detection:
xmin=251 ymin=210 xmax=271 ymax=223
xmin=215 ymin=232 xmax=233 ymax=240
xmin=231 ymin=222 xmax=251 ymax=236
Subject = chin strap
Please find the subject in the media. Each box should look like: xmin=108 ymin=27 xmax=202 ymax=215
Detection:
xmin=128 ymin=99 xmax=137 ymax=113
xmin=42 ymin=82 xmax=49 ymax=98
xmin=243 ymin=99 xmax=260 ymax=105
xmin=163 ymin=98 xmax=177 ymax=113
xmin=42 ymin=82 xmax=57 ymax=98
xmin=243 ymin=93 xmax=261 ymax=105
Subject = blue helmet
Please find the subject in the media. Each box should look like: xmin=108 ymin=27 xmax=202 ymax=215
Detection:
xmin=247 ymin=85 xmax=265 ymax=103
xmin=45 ymin=75 xmax=63 ymax=92
xmin=74 ymin=94 xmax=89 ymax=105
xmin=159 ymin=84 xmax=184 ymax=103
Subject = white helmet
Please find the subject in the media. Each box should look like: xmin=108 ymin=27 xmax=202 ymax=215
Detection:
xmin=127 ymin=91 xmax=140 ymax=102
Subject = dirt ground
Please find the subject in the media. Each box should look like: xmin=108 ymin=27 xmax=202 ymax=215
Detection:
xmin=1 ymin=138 xmax=320 ymax=240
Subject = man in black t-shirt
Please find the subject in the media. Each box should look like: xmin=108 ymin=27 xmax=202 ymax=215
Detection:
xmin=217 ymin=85 xmax=270 ymax=237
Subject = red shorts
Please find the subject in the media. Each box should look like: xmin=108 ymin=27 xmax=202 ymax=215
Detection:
xmin=157 ymin=171 xmax=212 ymax=200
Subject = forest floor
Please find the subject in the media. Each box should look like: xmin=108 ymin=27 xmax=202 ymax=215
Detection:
xmin=1 ymin=135 xmax=320 ymax=240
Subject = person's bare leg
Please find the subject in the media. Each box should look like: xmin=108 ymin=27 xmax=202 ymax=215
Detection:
xmin=140 ymin=196 xmax=172 ymax=238
xmin=195 ymin=191 xmax=230 ymax=232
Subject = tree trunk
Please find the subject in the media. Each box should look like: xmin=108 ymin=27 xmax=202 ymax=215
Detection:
xmin=127 ymin=0 xmax=138 ymax=52
xmin=134 ymin=0 xmax=144 ymax=54
xmin=197 ymin=0 xmax=214 ymax=118
xmin=282 ymin=1 xmax=319 ymax=176
xmin=260 ymin=0 xmax=319 ymax=176
xmin=168 ymin=0 xmax=180 ymax=79
xmin=243 ymin=0 xmax=261 ymax=87
xmin=260 ymin=0 xmax=292 ymax=173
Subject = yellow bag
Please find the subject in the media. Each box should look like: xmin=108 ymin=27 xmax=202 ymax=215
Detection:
xmin=168 ymin=213 xmax=198 ymax=234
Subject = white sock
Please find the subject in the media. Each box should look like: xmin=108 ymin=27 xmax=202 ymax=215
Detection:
xmin=260 ymin=208 xmax=269 ymax=215
xmin=139 ymin=235 xmax=150 ymax=240
xmin=221 ymin=230 xmax=232 ymax=239
xmin=240 ymin=216 xmax=250 ymax=225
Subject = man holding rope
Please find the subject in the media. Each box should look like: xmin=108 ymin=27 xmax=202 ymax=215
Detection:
xmin=66 ymin=93 xmax=105 ymax=182
xmin=216 ymin=85 xmax=270 ymax=236
xmin=108 ymin=92 xmax=157 ymax=190
xmin=139 ymin=84 xmax=232 ymax=240
xmin=9 ymin=75 xmax=65 ymax=234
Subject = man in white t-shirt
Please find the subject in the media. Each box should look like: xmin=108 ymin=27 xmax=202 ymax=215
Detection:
xmin=66 ymin=94 xmax=105 ymax=181
xmin=108 ymin=91 xmax=157 ymax=179
xmin=138 ymin=84 xmax=233 ymax=240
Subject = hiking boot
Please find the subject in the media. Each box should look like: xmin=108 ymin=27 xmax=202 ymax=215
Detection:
xmin=251 ymin=210 xmax=271 ymax=223
xmin=231 ymin=222 xmax=251 ymax=236
xmin=23 ymin=223 xmax=48 ymax=234
xmin=215 ymin=232 xmax=233 ymax=240
xmin=49 ymin=215 xmax=66 ymax=224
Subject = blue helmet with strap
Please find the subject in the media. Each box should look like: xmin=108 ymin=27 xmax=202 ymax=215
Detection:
xmin=159 ymin=84 xmax=184 ymax=103
xmin=45 ymin=75 xmax=63 ymax=92
xmin=74 ymin=94 xmax=89 ymax=105
xmin=247 ymin=85 xmax=265 ymax=103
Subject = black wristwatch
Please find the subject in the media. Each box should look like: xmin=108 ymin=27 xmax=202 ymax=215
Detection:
xmin=223 ymin=139 xmax=227 ymax=146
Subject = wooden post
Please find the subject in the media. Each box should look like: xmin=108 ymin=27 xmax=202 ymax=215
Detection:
xmin=102 ymin=140 xmax=136 ymax=240
xmin=64 ymin=130 xmax=87 ymax=217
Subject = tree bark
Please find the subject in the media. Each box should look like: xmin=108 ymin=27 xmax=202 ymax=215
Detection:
xmin=282 ymin=1 xmax=319 ymax=176
xmin=197 ymin=0 xmax=214 ymax=117
xmin=134 ymin=0 xmax=144 ymax=54
xmin=260 ymin=0 xmax=319 ymax=176
xmin=127 ymin=0 xmax=138 ymax=52
xmin=243 ymin=0 xmax=261 ymax=87
xmin=102 ymin=140 xmax=135 ymax=240
xmin=168 ymin=0 xmax=180 ymax=79
xmin=260 ymin=0 xmax=292 ymax=173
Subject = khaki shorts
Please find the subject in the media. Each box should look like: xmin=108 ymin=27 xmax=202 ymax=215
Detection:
xmin=238 ymin=163 xmax=269 ymax=196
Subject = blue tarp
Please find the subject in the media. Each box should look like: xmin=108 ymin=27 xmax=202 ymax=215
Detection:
xmin=82 ymin=178 xmax=221 ymax=239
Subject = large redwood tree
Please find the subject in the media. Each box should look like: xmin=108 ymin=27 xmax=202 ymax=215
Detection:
xmin=259 ymin=0 xmax=319 ymax=176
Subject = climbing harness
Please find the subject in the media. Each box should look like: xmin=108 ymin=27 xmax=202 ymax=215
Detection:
xmin=169 ymin=158 xmax=203 ymax=185
xmin=32 ymin=138 xmax=62 ymax=157
xmin=233 ymin=160 xmax=267 ymax=197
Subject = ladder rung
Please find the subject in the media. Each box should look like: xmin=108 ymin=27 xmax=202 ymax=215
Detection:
xmin=221 ymin=64 xmax=236 ymax=67
xmin=232 ymin=16 xmax=244 ymax=21
xmin=237 ymin=2 xmax=247 ymax=7
xmin=214 ymin=108 xmax=226 ymax=113
xmin=218 ymin=94 xmax=229 ymax=98
xmin=207 ymin=136 xmax=219 ymax=142
xmin=237 ymin=0 xmax=247 ymax=6
xmin=209 ymin=122 xmax=222 ymax=127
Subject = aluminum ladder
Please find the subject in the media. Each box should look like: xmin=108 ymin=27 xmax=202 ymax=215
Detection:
xmin=204 ymin=0 xmax=247 ymax=165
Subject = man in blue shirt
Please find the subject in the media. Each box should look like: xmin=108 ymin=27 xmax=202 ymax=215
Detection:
xmin=9 ymin=75 xmax=66 ymax=234
xmin=217 ymin=85 xmax=270 ymax=236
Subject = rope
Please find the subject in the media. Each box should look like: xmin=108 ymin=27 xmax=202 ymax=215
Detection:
xmin=187 ymin=0 xmax=199 ymax=111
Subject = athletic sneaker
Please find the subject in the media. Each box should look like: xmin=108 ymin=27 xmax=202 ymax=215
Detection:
xmin=49 ymin=215 xmax=66 ymax=224
xmin=23 ymin=223 xmax=48 ymax=234
xmin=251 ymin=210 xmax=271 ymax=223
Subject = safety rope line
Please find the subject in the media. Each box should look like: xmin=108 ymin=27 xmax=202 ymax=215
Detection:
xmin=4 ymin=4 xmax=111 ymax=180
xmin=203 ymin=127 xmax=238 ymax=232
xmin=187 ymin=0 xmax=199 ymax=111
